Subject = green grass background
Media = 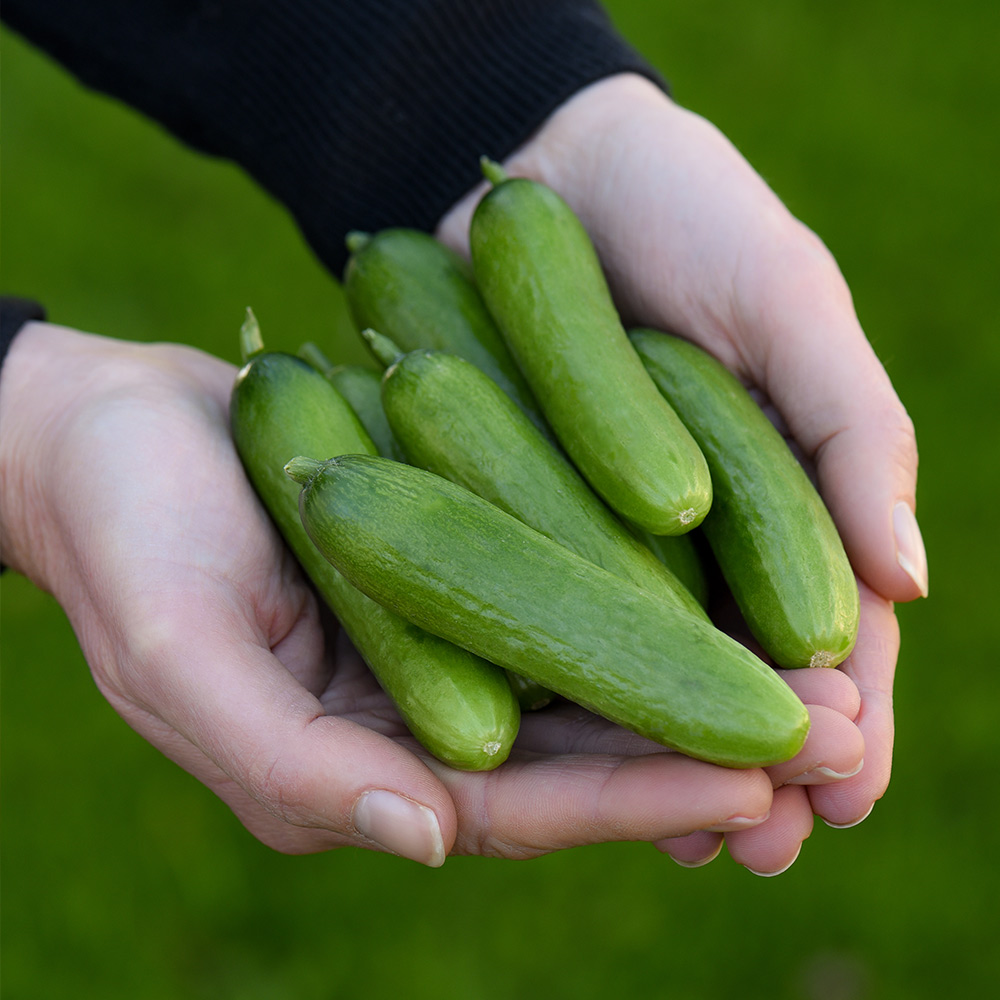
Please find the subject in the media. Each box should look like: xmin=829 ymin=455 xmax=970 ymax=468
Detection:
xmin=2 ymin=2 xmax=998 ymax=997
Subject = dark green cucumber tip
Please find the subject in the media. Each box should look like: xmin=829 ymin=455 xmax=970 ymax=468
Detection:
xmin=284 ymin=455 xmax=326 ymax=486
xmin=239 ymin=307 xmax=264 ymax=363
xmin=479 ymin=156 xmax=508 ymax=187
xmin=345 ymin=230 xmax=372 ymax=254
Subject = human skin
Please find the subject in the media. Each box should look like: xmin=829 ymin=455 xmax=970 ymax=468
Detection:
xmin=0 ymin=322 xmax=863 ymax=870
xmin=438 ymin=73 xmax=923 ymax=869
xmin=0 ymin=73 xmax=918 ymax=875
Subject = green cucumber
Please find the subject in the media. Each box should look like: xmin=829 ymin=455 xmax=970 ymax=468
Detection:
xmin=469 ymin=160 xmax=712 ymax=536
xmin=286 ymin=454 xmax=811 ymax=769
xmin=304 ymin=332 xmax=554 ymax=712
xmin=229 ymin=311 xmax=519 ymax=769
xmin=299 ymin=342 xmax=408 ymax=464
xmin=626 ymin=521 xmax=711 ymax=612
xmin=629 ymin=328 xmax=860 ymax=669
xmin=342 ymin=227 xmax=548 ymax=433
xmin=368 ymin=335 xmax=708 ymax=621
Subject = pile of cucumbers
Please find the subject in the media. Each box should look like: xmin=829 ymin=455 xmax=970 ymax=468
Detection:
xmin=229 ymin=159 xmax=860 ymax=774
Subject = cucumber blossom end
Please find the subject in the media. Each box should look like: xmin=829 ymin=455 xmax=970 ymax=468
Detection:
xmin=239 ymin=307 xmax=265 ymax=363
xmin=298 ymin=340 xmax=335 ymax=375
xmin=362 ymin=328 xmax=405 ymax=368
xmin=345 ymin=230 xmax=373 ymax=254
xmin=284 ymin=455 xmax=327 ymax=486
xmin=480 ymin=156 xmax=509 ymax=187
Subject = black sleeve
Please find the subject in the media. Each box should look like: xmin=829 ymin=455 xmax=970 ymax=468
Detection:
xmin=0 ymin=297 xmax=46 ymax=376
xmin=2 ymin=0 xmax=663 ymax=278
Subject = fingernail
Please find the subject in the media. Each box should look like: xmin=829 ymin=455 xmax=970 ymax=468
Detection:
xmin=671 ymin=842 xmax=724 ymax=869
xmin=893 ymin=501 xmax=929 ymax=597
xmin=822 ymin=803 xmax=875 ymax=830
xmin=704 ymin=812 xmax=770 ymax=833
xmin=785 ymin=759 xmax=864 ymax=785
xmin=747 ymin=845 xmax=801 ymax=878
xmin=353 ymin=790 xmax=446 ymax=867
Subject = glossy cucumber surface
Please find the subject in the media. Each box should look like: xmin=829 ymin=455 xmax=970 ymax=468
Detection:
xmin=288 ymin=455 xmax=811 ymax=769
xmin=229 ymin=318 xmax=519 ymax=769
xmin=342 ymin=227 xmax=547 ymax=432
xmin=469 ymin=167 xmax=712 ymax=536
xmin=630 ymin=328 xmax=859 ymax=669
xmin=379 ymin=346 xmax=708 ymax=621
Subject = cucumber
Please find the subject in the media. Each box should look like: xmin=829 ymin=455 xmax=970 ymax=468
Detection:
xmin=369 ymin=335 xmax=709 ymax=621
xmin=629 ymin=328 xmax=860 ymax=669
xmin=626 ymin=521 xmax=711 ymax=612
xmin=342 ymin=227 xmax=548 ymax=434
xmin=304 ymin=332 xmax=555 ymax=713
xmin=229 ymin=310 xmax=519 ymax=770
xmin=299 ymin=342 xmax=408 ymax=464
xmin=469 ymin=160 xmax=712 ymax=536
xmin=286 ymin=454 xmax=811 ymax=769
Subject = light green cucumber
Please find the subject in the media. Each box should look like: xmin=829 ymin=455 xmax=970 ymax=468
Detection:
xmin=229 ymin=311 xmax=519 ymax=769
xmin=469 ymin=159 xmax=712 ymax=536
xmin=342 ymin=227 xmax=548 ymax=434
xmin=368 ymin=334 xmax=708 ymax=621
xmin=286 ymin=455 xmax=811 ymax=769
xmin=630 ymin=327 xmax=860 ymax=669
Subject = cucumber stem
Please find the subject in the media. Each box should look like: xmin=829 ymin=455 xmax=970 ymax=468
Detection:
xmin=480 ymin=156 xmax=508 ymax=187
xmin=284 ymin=455 xmax=326 ymax=485
xmin=362 ymin=328 xmax=404 ymax=368
xmin=240 ymin=307 xmax=265 ymax=363
xmin=345 ymin=230 xmax=373 ymax=254
xmin=298 ymin=340 xmax=334 ymax=374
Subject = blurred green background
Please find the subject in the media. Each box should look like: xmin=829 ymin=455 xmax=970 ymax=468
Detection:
xmin=2 ymin=2 xmax=997 ymax=997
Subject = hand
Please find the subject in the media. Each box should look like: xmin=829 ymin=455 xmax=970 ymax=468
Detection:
xmin=0 ymin=322 xmax=861 ymax=869
xmin=438 ymin=73 xmax=925 ymax=865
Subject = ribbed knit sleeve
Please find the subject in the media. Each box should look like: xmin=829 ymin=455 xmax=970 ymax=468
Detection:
xmin=2 ymin=1 xmax=662 ymax=277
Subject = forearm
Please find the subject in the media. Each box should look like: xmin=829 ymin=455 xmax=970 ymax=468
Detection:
xmin=2 ymin=0 xmax=662 ymax=276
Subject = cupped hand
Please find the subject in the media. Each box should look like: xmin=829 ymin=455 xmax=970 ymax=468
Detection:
xmin=2 ymin=321 xmax=860 ymax=870
xmin=438 ymin=73 xmax=924 ymax=863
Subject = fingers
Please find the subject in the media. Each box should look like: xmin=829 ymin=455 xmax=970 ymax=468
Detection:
xmin=430 ymin=751 xmax=774 ymax=860
xmin=726 ymin=785 xmax=816 ymax=876
xmin=808 ymin=583 xmax=899 ymax=828
xmin=105 ymin=597 xmax=458 ymax=865
xmin=658 ymin=784 xmax=815 ymax=876
xmin=733 ymin=226 xmax=927 ymax=604
xmin=765 ymin=704 xmax=865 ymax=789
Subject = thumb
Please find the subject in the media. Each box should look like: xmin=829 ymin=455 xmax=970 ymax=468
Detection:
xmin=102 ymin=605 xmax=457 ymax=866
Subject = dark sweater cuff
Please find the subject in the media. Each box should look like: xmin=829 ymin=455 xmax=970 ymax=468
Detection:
xmin=3 ymin=2 xmax=662 ymax=277
xmin=0 ymin=297 xmax=46 ymax=378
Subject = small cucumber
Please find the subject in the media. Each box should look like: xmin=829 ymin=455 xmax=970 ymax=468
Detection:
xmin=304 ymin=332 xmax=554 ymax=712
xmin=229 ymin=311 xmax=519 ymax=770
xmin=626 ymin=521 xmax=711 ymax=612
xmin=369 ymin=335 xmax=708 ymax=621
xmin=342 ymin=227 xmax=548 ymax=433
xmin=629 ymin=328 xmax=860 ymax=669
xmin=286 ymin=454 xmax=811 ymax=769
xmin=469 ymin=160 xmax=712 ymax=536
xmin=299 ymin=342 xmax=408 ymax=464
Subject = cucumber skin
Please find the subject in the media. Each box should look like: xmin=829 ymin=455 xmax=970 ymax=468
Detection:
xmin=229 ymin=352 xmax=520 ymax=770
xmin=629 ymin=328 xmax=860 ymax=669
xmin=294 ymin=455 xmax=811 ymax=769
xmin=469 ymin=177 xmax=712 ymax=536
xmin=380 ymin=348 xmax=708 ymax=621
xmin=324 ymin=363 xmax=408 ymax=463
xmin=342 ymin=227 xmax=547 ymax=433
xmin=319 ymin=350 xmax=554 ymax=712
